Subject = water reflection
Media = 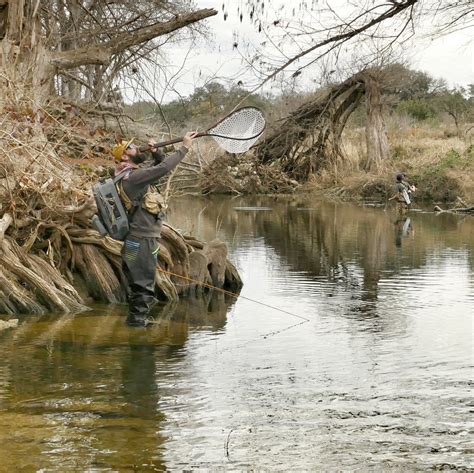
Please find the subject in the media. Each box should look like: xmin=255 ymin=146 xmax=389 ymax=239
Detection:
xmin=0 ymin=196 xmax=472 ymax=470
xmin=394 ymin=216 xmax=414 ymax=248
xmin=0 ymin=293 xmax=235 ymax=471
xmin=162 ymin=197 xmax=472 ymax=470
xmin=168 ymin=195 xmax=474 ymax=320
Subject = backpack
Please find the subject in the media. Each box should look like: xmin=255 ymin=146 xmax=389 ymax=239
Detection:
xmin=91 ymin=170 xmax=133 ymax=241
xmin=402 ymin=188 xmax=411 ymax=205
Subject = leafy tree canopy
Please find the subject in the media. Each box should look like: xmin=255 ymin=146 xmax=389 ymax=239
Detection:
xmin=126 ymin=81 xmax=271 ymax=130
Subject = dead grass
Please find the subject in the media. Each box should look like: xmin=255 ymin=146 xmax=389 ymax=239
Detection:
xmin=305 ymin=122 xmax=474 ymax=203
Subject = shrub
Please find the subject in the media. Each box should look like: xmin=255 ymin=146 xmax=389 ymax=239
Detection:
xmin=396 ymin=99 xmax=436 ymax=121
xmin=410 ymin=149 xmax=467 ymax=201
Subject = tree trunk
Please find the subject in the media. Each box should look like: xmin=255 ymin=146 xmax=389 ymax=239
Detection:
xmin=0 ymin=0 xmax=54 ymax=105
xmin=363 ymin=74 xmax=390 ymax=171
xmin=447 ymin=111 xmax=460 ymax=136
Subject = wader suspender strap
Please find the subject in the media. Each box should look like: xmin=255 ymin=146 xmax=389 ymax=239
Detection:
xmin=113 ymin=170 xmax=144 ymax=222
xmin=129 ymin=191 xmax=147 ymax=221
xmin=112 ymin=169 xmax=131 ymax=185
xmin=115 ymin=170 xmax=163 ymax=222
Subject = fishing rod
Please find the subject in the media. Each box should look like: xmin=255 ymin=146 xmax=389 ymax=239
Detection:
xmin=157 ymin=267 xmax=310 ymax=324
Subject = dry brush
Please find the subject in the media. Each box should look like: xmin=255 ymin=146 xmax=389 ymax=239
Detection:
xmin=0 ymin=92 xmax=242 ymax=316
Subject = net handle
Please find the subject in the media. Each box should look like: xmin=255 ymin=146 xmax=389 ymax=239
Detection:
xmin=138 ymin=131 xmax=264 ymax=151
xmin=137 ymin=106 xmax=265 ymax=152
xmin=138 ymin=133 xmax=205 ymax=151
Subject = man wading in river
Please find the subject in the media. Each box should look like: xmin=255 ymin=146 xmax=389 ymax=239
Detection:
xmin=112 ymin=131 xmax=198 ymax=327
xmin=389 ymin=172 xmax=417 ymax=214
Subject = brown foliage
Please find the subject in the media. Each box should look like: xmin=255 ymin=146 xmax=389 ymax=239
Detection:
xmin=201 ymin=152 xmax=299 ymax=195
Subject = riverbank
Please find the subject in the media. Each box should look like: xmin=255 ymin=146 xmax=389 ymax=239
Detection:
xmin=302 ymin=127 xmax=473 ymax=204
xmin=199 ymin=121 xmax=473 ymax=205
xmin=0 ymin=104 xmax=243 ymax=316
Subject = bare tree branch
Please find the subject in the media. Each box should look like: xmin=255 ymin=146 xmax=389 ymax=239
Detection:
xmin=51 ymin=8 xmax=217 ymax=70
xmin=234 ymin=0 xmax=419 ymax=106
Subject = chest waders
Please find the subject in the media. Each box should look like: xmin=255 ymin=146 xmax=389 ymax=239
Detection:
xmin=118 ymin=176 xmax=164 ymax=327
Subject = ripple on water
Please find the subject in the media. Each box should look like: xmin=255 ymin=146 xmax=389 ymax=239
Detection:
xmin=0 ymin=199 xmax=473 ymax=470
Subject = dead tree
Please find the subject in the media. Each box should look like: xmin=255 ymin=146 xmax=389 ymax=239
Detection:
xmin=257 ymin=76 xmax=364 ymax=179
xmin=256 ymin=71 xmax=389 ymax=180
xmin=0 ymin=1 xmax=216 ymax=106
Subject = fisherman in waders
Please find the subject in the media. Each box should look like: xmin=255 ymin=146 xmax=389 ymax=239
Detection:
xmin=112 ymin=131 xmax=198 ymax=327
xmin=389 ymin=172 xmax=417 ymax=215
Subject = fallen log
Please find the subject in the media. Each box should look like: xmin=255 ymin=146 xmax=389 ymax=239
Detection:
xmin=434 ymin=205 xmax=473 ymax=214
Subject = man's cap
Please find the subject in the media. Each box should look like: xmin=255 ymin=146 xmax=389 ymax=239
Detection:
xmin=112 ymin=138 xmax=134 ymax=161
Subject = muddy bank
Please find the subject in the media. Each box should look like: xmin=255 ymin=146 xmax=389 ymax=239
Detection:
xmin=303 ymin=144 xmax=474 ymax=204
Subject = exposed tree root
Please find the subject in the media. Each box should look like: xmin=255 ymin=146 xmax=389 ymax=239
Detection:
xmin=0 ymin=95 xmax=242 ymax=316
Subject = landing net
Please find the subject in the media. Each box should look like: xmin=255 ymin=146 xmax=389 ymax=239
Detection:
xmin=206 ymin=107 xmax=265 ymax=154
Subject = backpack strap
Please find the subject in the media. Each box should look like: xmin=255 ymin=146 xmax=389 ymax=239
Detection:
xmin=112 ymin=168 xmax=131 ymax=184
xmin=114 ymin=169 xmax=146 ymax=221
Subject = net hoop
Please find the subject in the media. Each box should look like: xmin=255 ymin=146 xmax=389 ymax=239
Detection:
xmin=206 ymin=106 xmax=265 ymax=154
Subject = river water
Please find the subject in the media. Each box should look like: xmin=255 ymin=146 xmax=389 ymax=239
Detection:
xmin=0 ymin=196 xmax=472 ymax=471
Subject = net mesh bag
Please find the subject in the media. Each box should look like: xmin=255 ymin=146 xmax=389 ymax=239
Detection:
xmin=207 ymin=107 xmax=265 ymax=154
